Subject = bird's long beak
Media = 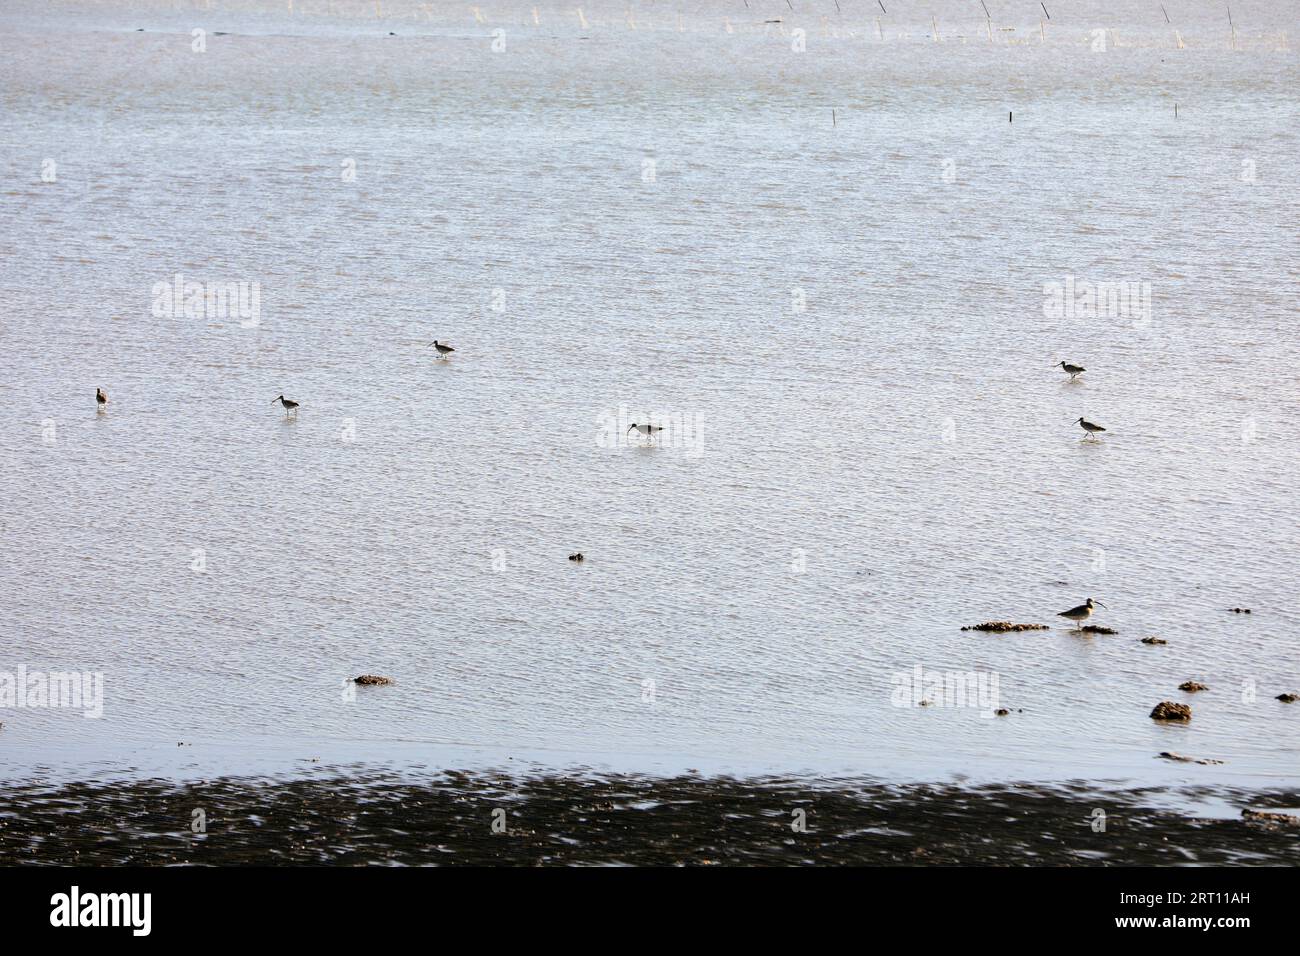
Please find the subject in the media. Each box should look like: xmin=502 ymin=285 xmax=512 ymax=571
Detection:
xmin=1095 ymin=601 xmax=1107 ymax=609
xmin=627 ymin=425 xmax=636 ymax=433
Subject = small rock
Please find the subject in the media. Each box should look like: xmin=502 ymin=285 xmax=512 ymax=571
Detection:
xmin=1178 ymin=681 xmax=1209 ymax=692
xmin=994 ymin=708 xmax=1010 ymax=716
xmin=918 ymin=698 xmax=934 ymax=707
xmin=1229 ymin=607 xmax=1252 ymax=614
xmin=1276 ymin=692 xmax=1298 ymax=703
xmin=1150 ymin=701 xmax=1192 ymax=721
xmin=1140 ymin=636 xmax=1168 ymax=645
xmin=961 ymin=621 xmax=1049 ymax=633
xmin=1080 ymin=625 xmax=1117 ymax=635
xmin=1159 ymin=751 xmax=1223 ymax=765
xmin=353 ymin=675 xmax=394 ymax=686
xmin=568 ymin=552 xmax=584 ymax=562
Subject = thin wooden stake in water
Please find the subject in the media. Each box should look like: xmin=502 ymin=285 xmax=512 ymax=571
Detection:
xmin=1161 ymin=3 xmax=1170 ymax=24
xmin=1041 ymin=2 xmax=1050 ymax=20
xmin=932 ymin=15 xmax=939 ymax=40
xmin=982 ymin=0 xmax=992 ymax=40
xmin=1227 ymin=3 xmax=1237 ymax=50
xmin=878 ymin=0 xmax=887 ymax=14
xmin=1009 ymin=111 xmax=1013 ymax=123
xmin=832 ymin=109 xmax=837 ymax=127
xmin=1174 ymin=103 xmax=1178 ymax=119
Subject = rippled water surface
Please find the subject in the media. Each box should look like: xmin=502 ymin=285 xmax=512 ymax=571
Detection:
xmin=1 ymin=0 xmax=1297 ymax=788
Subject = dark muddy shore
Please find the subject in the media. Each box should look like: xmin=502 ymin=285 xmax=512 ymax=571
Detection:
xmin=1 ymin=773 xmax=1297 ymax=866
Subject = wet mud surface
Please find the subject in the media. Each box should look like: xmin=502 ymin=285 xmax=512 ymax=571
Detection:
xmin=1 ymin=773 xmax=1297 ymax=866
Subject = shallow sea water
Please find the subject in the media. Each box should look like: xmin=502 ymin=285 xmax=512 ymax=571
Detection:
xmin=0 ymin=0 xmax=1297 ymax=791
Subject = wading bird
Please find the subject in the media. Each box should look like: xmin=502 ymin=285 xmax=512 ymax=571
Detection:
xmin=96 ymin=388 xmax=108 ymax=410
xmin=1058 ymin=597 xmax=1106 ymax=628
xmin=1056 ymin=361 xmax=1086 ymax=380
xmin=429 ymin=340 xmax=455 ymax=358
xmin=627 ymin=422 xmax=664 ymax=443
xmin=1075 ymin=417 xmax=1106 ymax=439
xmin=273 ymin=394 xmax=299 ymax=416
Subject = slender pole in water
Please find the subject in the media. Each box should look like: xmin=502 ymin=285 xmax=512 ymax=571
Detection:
xmin=1175 ymin=103 xmax=1178 ymax=119
xmin=932 ymin=16 xmax=939 ymax=40
xmin=1161 ymin=3 xmax=1170 ymax=24
xmin=1227 ymin=4 xmax=1236 ymax=50
xmin=1040 ymin=2 xmax=1050 ymax=19
xmin=878 ymin=0 xmax=886 ymax=13
xmin=832 ymin=108 xmax=836 ymax=126
xmin=982 ymin=0 xmax=992 ymax=41
xmin=1009 ymin=111 xmax=1013 ymax=122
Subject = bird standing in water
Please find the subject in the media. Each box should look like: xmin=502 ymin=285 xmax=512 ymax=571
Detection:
xmin=1058 ymin=597 xmax=1106 ymax=628
xmin=430 ymin=340 xmax=455 ymax=359
xmin=272 ymin=394 xmax=299 ymax=416
xmin=1075 ymin=417 xmax=1106 ymax=439
xmin=1056 ymin=361 xmax=1086 ymax=380
xmin=627 ymin=422 xmax=664 ymax=443
xmin=96 ymin=388 xmax=108 ymax=411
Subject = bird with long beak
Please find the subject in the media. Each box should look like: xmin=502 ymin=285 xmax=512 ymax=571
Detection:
xmin=273 ymin=394 xmax=299 ymax=415
xmin=96 ymin=388 xmax=108 ymax=409
xmin=429 ymin=340 xmax=455 ymax=358
xmin=627 ymin=422 xmax=664 ymax=443
xmin=1075 ymin=417 xmax=1106 ymax=439
xmin=1056 ymin=361 xmax=1086 ymax=380
xmin=1058 ymin=597 xmax=1106 ymax=628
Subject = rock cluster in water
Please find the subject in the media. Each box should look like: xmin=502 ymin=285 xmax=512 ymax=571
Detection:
xmin=1151 ymin=701 xmax=1192 ymax=721
xmin=1229 ymin=607 xmax=1252 ymax=614
xmin=1242 ymin=808 xmax=1299 ymax=826
xmin=1140 ymin=636 xmax=1168 ymax=645
xmin=960 ymin=622 xmax=1049 ymax=633
xmin=353 ymin=675 xmax=394 ymax=686
xmin=1080 ymin=625 xmax=1117 ymax=634
xmin=1276 ymin=692 xmax=1298 ymax=703
xmin=1178 ymin=681 xmax=1209 ymax=692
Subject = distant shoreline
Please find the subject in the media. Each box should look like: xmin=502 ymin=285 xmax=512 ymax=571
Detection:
xmin=2 ymin=772 xmax=1297 ymax=865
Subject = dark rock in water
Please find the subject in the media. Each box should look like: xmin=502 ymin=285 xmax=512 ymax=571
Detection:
xmin=1159 ymin=751 xmax=1223 ymax=765
xmin=1276 ymin=693 xmax=1299 ymax=703
xmin=1179 ymin=681 xmax=1209 ymax=692
xmin=1242 ymin=808 xmax=1298 ymax=826
xmin=961 ymin=621 xmax=1048 ymax=633
xmin=353 ymin=675 xmax=394 ymax=686
xmin=568 ymin=552 xmax=584 ymax=562
xmin=1229 ymin=607 xmax=1252 ymax=614
xmin=994 ymin=708 xmax=1010 ymax=716
xmin=1140 ymin=636 xmax=1168 ymax=645
xmin=1151 ymin=701 xmax=1192 ymax=721
xmin=1080 ymin=625 xmax=1117 ymax=634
